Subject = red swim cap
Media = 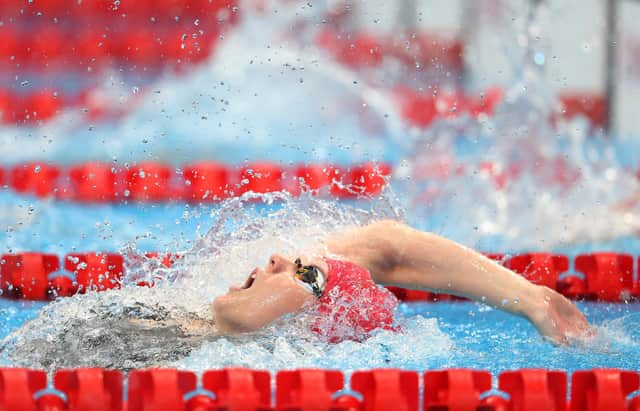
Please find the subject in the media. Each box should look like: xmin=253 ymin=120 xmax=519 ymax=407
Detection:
xmin=312 ymin=258 xmax=398 ymax=343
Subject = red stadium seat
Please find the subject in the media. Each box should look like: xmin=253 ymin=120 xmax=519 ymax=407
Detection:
xmin=571 ymin=369 xmax=640 ymax=411
xmin=30 ymin=28 xmax=66 ymax=66
xmin=395 ymin=87 xmax=438 ymax=128
xmin=0 ymin=27 xmax=20 ymax=68
xmin=190 ymin=0 xmax=239 ymax=23
xmin=327 ymin=32 xmax=384 ymax=68
xmin=424 ymin=369 xmax=492 ymax=411
xmin=24 ymin=91 xmax=63 ymax=122
xmin=574 ymin=253 xmax=634 ymax=301
xmin=128 ymin=369 xmax=197 ymax=411
xmin=351 ymin=369 xmax=419 ymax=411
xmin=389 ymin=32 xmax=464 ymax=75
xmin=0 ymin=368 xmax=47 ymax=411
xmin=1 ymin=253 xmax=60 ymax=300
xmin=73 ymin=29 xmax=112 ymax=68
xmin=239 ymin=162 xmax=283 ymax=194
xmin=276 ymin=369 xmax=343 ymax=410
xmin=505 ymin=253 xmax=569 ymax=289
xmin=558 ymin=92 xmax=607 ymax=129
xmin=203 ymin=368 xmax=271 ymax=410
xmin=183 ymin=162 xmax=230 ymax=201
xmin=499 ymin=369 xmax=566 ymax=411
xmin=69 ymin=162 xmax=118 ymax=202
xmin=64 ymin=252 xmax=124 ymax=292
xmin=55 ymin=368 xmax=123 ymax=411
xmin=468 ymin=87 xmax=503 ymax=118
xmin=117 ymin=29 xmax=162 ymax=66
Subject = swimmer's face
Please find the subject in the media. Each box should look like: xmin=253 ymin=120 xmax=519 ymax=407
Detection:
xmin=212 ymin=254 xmax=328 ymax=334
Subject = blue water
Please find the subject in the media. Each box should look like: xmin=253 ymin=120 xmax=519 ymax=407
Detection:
xmin=1 ymin=0 xmax=640 ymax=374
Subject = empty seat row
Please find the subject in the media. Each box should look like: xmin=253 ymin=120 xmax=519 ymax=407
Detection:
xmin=1 ymin=252 xmax=640 ymax=302
xmin=0 ymin=26 xmax=228 ymax=70
xmin=0 ymin=0 xmax=238 ymax=21
xmin=0 ymin=161 xmax=392 ymax=202
xmin=0 ymin=368 xmax=638 ymax=411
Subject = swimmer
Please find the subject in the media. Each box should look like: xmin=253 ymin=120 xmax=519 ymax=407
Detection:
xmin=1 ymin=219 xmax=592 ymax=370
xmin=213 ymin=219 xmax=592 ymax=345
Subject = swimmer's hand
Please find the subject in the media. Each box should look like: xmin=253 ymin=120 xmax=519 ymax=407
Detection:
xmin=528 ymin=286 xmax=593 ymax=345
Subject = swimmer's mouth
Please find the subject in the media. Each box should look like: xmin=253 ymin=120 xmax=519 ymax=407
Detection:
xmin=230 ymin=268 xmax=257 ymax=292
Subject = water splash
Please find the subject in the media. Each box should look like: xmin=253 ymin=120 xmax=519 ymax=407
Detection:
xmin=1 ymin=191 xmax=449 ymax=371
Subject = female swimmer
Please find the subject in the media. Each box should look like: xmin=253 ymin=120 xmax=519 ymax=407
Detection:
xmin=213 ymin=219 xmax=591 ymax=345
xmin=2 ymin=219 xmax=592 ymax=370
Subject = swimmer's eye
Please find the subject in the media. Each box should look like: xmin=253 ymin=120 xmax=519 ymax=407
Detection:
xmin=294 ymin=258 xmax=325 ymax=298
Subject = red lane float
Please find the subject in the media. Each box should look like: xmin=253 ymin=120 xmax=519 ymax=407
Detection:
xmin=203 ymin=368 xmax=271 ymax=410
xmin=0 ymin=253 xmax=59 ymax=300
xmin=126 ymin=162 xmax=175 ymax=202
xmin=574 ymin=253 xmax=634 ymax=301
xmin=128 ymin=369 xmax=197 ymax=411
xmin=0 ymin=368 xmax=639 ymax=410
xmin=499 ymin=369 xmax=566 ymax=411
xmin=239 ymin=162 xmax=283 ymax=195
xmin=424 ymin=369 xmax=492 ymax=411
xmin=64 ymin=252 xmax=124 ymax=292
xmin=3 ymin=161 xmax=393 ymax=202
xmin=2 ymin=251 xmax=640 ymax=302
xmin=55 ymin=369 xmax=123 ymax=411
xmin=0 ymin=368 xmax=47 ymax=411
xmin=11 ymin=163 xmax=61 ymax=197
xmin=288 ymin=164 xmax=332 ymax=196
xmin=351 ymin=369 xmax=419 ymax=411
xmin=69 ymin=162 xmax=118 ymax=202
xmin=183 ymin=162 xmax=230 ymax=201
xmin=276 ymin=369 xmax=344 ymax=409
xmin=571 ymin=369 xmax=640 ymax=411
xmin=504 ymin=253 xmax=569 ymax=290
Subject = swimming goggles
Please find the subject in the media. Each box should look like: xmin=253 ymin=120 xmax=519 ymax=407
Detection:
xmin=294 ymin=258 xmax=326 ymax=298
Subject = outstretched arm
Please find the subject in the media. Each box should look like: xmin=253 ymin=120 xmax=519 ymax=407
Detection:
xmin=326 ymin=220 xmax=591 ymax=344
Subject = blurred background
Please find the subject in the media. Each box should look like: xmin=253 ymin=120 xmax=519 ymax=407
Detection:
xmin=1 ymin=0 xmax=640 ymax=254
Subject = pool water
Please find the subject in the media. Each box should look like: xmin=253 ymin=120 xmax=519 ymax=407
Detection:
xmin=1 ymin=0 xmax=640 ymax=375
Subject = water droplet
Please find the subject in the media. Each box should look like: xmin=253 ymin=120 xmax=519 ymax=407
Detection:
xmin=131 ymin=86 xmax=140 ymax=94
xmin=34 ymin=165 xmax=41 ymax=173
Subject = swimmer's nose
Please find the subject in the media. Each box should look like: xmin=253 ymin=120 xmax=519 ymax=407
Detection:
xmin=267 ymin=254 xmax=291 ymax=273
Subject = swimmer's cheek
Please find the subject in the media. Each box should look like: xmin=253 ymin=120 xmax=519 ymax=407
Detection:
xmin=212 ymin=296 xmax=263 ymax=334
